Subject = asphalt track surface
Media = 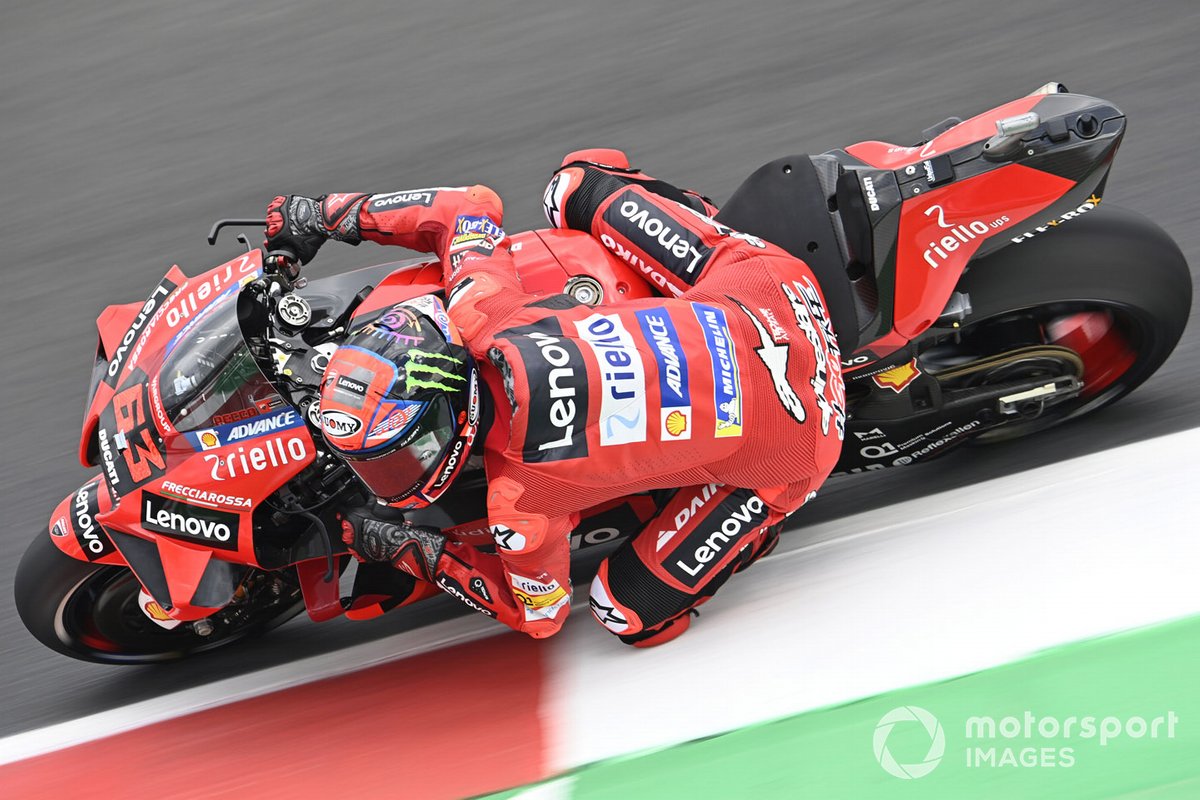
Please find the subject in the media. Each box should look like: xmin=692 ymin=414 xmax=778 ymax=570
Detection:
xmin=1 ymin=1 xmax=1196 ymax=738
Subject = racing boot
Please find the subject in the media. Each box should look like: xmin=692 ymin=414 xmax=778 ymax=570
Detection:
xmin=618 ymin=610 xmax=697 ymax=648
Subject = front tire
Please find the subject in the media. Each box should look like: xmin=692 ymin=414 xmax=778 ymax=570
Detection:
xmin=14 ymin=533 xmax=305 ymax=665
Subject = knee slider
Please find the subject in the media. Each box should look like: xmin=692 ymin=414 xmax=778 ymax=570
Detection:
xmin=599 ymin=545 xmax=693 ymax=634
xmin=548 ymin=165 xmax=631 ymax=231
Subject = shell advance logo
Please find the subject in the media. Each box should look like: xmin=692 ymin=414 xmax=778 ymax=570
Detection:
xmin=635 ymin=309 xmax=691 ymax=440
xmin=186 ymin=408 xmax=304 ymax=452
xmin=692 ymin=303 xmax=742 ymax=438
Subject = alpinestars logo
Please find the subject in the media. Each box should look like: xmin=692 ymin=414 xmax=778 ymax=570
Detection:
xmin=734 ymin=301 xmax=806 ymax=423
xmin=543 ymin=172 xmax=570 ymax=228
xmin=492 ymin=524 xmax=526 ymax=552
xmin=588 ymin=578 xmax=630 ymax=633
xmin=780 ymin=279 xmax=847 ymax=441
xmin=589 ymin=597 xmax=628 ymax=630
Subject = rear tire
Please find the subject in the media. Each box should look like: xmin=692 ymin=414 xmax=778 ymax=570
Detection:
xmin=14 ymin=533 xmax=304 ymax=665
xmin=943 ymin=203 xmax=1191 ymax=439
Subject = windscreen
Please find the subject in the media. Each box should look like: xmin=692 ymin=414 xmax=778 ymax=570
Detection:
xmin=158 ymin=291 xmax=284 ymax=433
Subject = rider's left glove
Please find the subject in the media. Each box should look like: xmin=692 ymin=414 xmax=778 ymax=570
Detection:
xmin=338 ymin=505 xmax=446 ymax=584
xmin=264 ymin=193 xmax=368 ymax=265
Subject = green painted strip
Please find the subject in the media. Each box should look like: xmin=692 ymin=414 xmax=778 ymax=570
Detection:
xmin=482 ymin=615 xmax=1200 ymax=799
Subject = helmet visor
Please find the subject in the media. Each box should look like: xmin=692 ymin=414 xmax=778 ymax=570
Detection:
xmin=342 ymin=395 xmax=457 ymax=502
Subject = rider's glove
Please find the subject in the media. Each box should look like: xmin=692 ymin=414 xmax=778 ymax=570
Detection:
xmin=264 ymin=193 xmax=368 ymax=265
xmin=338 ymin=505 xmax=446 ymax=584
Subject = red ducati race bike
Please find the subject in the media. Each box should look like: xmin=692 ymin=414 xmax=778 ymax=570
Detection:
xmin=16 ymin=83 xmax=1192 ymax=663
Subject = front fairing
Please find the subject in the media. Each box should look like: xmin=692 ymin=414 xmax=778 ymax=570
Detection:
xmin=72 ymin=239 xmax=642 ymax=617
xmin=88 ymin=252 xmax=320 ymax=612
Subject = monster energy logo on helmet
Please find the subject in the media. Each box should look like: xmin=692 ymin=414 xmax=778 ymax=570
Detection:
xmin=404 ymin=349 xmax=467 ymax=393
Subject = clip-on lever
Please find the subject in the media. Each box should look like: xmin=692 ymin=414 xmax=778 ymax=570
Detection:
xmin=207 ymin=218 xmax=268 ymax=248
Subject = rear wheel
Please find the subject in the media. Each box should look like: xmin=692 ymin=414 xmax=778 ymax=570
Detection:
xmin=924 ymin=204 xmax=1191 ymax=442
xmin=14 ymin=533 xmax=304 ymax=665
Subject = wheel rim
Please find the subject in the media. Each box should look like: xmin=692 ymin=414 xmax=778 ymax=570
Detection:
xmin=1045 ymin=310 xmax=1138 ymax=399
xmin=923 ymin=301 xmax=1150 ymax=442
xmin=55 ymin=566 xmax=304 ymax=663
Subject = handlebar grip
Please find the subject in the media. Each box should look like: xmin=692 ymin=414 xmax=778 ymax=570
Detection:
xmin=265 ymin=250 xmax=301 ymax=281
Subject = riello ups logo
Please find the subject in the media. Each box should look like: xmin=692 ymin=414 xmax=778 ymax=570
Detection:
xmin=141 ymin=490 xmax=240 ymax=551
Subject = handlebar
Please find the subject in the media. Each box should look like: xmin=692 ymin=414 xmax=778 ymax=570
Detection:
xmin=265 ymin=250 xmax=302 ymax=285
xmin=207 ymin=217 xmax=302 ymax=287
xmin=207 ymin=218 xmax=267 ymax=246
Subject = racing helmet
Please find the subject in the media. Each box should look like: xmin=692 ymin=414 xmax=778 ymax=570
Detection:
xmin=319 ymin=294 xmax=479 ymax=509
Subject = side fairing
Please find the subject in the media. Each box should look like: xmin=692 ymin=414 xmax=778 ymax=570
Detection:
xmin=46 ymin=475 xmax=124 ymax=565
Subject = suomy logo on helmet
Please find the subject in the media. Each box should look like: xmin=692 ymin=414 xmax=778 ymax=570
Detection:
xmin=321 ymin=410 xmax=363 ymax=439
xmin=404 ymin=350 xmax=466 ymax=393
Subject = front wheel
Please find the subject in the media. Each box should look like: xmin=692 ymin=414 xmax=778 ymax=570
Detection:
xmin=14 ymin=533 xmax=305 ymax=665
xmin=922 ymin=203 xmax=1192 ymax=442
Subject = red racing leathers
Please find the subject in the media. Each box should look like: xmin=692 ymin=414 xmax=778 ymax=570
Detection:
xmin=296 ymin=151 xmax=846 ymax=642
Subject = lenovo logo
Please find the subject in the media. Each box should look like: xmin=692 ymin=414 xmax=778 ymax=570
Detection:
xmin=141 ymin=490 xmax=239 ymax=551
xmin=499 ymin=318 xmax=591 ymax=463
xmin=667 ymin=493 xmax=769 ymax=587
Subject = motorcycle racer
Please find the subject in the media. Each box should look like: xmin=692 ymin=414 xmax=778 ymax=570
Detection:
xmin=265 ymin=149 xmax=846 ymax=646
